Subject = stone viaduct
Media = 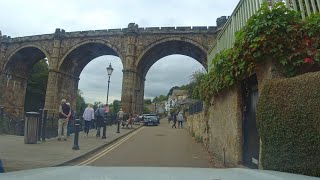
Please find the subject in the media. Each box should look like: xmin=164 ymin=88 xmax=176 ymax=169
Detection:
xmin=0 ymin=21 xmax=223 ymax=117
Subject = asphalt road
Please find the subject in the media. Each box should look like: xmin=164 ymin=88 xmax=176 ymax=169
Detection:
xmin=73 ymin=120 xmax=212 ymax=168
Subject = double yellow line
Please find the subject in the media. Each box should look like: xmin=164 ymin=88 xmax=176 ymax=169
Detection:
xmin=77 ymin=127 xmax=145 ymax=166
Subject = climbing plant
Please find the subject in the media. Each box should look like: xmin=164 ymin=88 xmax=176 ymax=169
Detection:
xmin=195 ymin=2 xmax=320 ymax=102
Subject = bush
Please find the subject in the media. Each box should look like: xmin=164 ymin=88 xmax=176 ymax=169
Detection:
xmin=257 ymin=71 xmax=320 ymax=177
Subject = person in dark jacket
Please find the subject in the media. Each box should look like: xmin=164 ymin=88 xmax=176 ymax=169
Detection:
xmin=171 ymin=112 xmax=177 ymax=128
xmin=58 ymin=99 xmax=71 ymax=141
xmin=95 ymin=104 xmax=105 ymax=137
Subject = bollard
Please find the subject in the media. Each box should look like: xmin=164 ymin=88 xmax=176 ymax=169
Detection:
xmin=24 ymin=112 xmax=40 ymax=144
xmin=117 ymin=119 xmax=120 ymax=133
xmin=38 ymin=109 xmax=43 ymax=141
xmin=41 ymin=110 xmax=48 ymax=142
xmin=72 ymin=119 xmax=80 ymax=150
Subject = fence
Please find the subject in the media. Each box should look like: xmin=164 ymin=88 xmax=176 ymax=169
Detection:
xmin=208 ymin=0 xmax=320 ymax=64
xmin=188 ymin=101 xmax=203 ymax=115
xmin=0 ymin=107 xmax=118 ymax=139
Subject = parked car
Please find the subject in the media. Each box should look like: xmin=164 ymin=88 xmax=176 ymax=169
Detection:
xmin=143 ymin=114 xmax=158 ymax=126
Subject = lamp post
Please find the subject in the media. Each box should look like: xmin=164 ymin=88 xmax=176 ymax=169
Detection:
xmin=102 ymin=63 xmax=113 ymax=139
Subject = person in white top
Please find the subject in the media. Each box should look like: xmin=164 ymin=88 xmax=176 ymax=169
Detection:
xmin=82 ymin=104 xmax=95 ymax=135
xmin=177 ymin=111 xmax=184 ymax=128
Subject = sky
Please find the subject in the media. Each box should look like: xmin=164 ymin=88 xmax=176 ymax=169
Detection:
xmin=0 ymin=0 xmax=239 ymax=104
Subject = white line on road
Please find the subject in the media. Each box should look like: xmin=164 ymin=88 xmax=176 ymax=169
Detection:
xmin=77 ymin=127 xmax=145 ymax=166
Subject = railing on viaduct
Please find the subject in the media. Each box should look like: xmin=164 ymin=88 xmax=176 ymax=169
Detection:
xmin=208 ymin=0 xmax=320 ymax=64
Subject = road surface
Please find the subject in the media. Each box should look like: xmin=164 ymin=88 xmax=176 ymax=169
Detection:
xmin=72 ymin=120 xmax=214 ymax=168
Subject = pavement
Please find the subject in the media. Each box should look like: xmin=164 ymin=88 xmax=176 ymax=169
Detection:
xmin=70 ymin=121 xmax=222 ymax=168
xmin=0 ymin=124 xmax=141 ymax=172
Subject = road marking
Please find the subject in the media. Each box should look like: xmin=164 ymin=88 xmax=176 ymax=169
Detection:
xmin=77 ymin=127 xmax=145 ymax=166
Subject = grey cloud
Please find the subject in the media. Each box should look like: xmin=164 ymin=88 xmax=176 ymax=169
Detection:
xmin=1 ymin=0 xmax=239 ymax=102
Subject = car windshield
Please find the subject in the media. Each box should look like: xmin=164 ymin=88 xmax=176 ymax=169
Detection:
xmin=1 ymin=0 xmax=319 ymax=179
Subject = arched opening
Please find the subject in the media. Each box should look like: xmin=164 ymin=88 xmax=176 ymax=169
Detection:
xmin=136 ymin=39 xmax=207 ymax=117
xmin=137 ymin=39 xmax=207 ymax=77
xmin=58 ymin=42 xmax=123 ymax=115
xmin=3 ymin=46 xmax=49 ymax=117
xmin=78 ymin=55 xmax=123 ymax=113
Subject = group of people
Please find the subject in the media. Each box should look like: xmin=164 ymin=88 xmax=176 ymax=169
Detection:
xmin=57 ymin=98 xmax=132 ymax=141
xmin=169 ymin=111 xmax=185 ymax=128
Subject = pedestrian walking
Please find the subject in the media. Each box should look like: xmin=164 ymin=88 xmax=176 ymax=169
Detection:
xmin=83 ymin=104 xmax=94 ymax=136
xmin=117 ymin=108 xmax=124 ymax=121
xmin=95 ymin=104 xmax=105 ymax=137
xmin=58 ymin=99 xmax=71 ymax=141
xmin=171 ymin=112 xmax=177 ymax=128
xmin=177 ymin=111 xmax=184 ymax=128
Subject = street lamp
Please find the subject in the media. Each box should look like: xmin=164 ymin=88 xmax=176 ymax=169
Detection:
xmin=102 ymin=63 xmax=114 ymax=139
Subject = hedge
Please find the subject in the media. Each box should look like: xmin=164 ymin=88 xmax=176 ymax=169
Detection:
xmin=257 ymin=71 xmax=320 ymax=177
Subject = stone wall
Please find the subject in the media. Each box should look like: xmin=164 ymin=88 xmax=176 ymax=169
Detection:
xmin=186 ymin=111 xmax=208 ymax=145
xmin=207 ymin=86 xmax=242 ymax=166
xmin=186 ymin=85 xmax=242 ymax=166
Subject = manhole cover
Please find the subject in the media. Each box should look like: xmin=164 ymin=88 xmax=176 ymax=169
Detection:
xmin=155 ymin=134 xmax=165 ymax=136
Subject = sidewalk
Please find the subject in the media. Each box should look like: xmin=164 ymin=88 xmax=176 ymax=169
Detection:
xmin=0 ymin=124 xmax=141 ymax=172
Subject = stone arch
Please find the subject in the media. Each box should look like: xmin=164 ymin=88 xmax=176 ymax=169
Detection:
xmin=2 ymin=44 xmax=50 ymax=118
xmin=136 ymin=37 xmax=208 ymax=77
xmin=58 ymin=39 xmax=124 ymax=77
xmin=4 ymin=44 xmax=50 ymax=75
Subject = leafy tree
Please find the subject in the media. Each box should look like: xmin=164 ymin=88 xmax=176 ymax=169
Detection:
xmin=24 ymin=59 xmax=48 ymax=112
xmin=112 ymin=100 xmax=120 ymax=113
xmin=153 ymin=95 xmax=167 ymax=102
xmin=144 ymin=99 xmax=152 ymax=104
xmin=76 ymin=89 xmax=86 ymax=114
xmin=143 ymin=105 xmax=150 ymax=114
xmin=166 ymin=86 xmax=180 ymax=98
xmin=93 ymin=101 xmax=102 ymax=110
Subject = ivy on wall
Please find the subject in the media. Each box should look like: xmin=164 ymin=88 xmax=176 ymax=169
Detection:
xmin=195 ymin=2 xmax=320 ymax=102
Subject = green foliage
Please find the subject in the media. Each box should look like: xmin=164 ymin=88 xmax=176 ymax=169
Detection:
xmin=189 ymin=70 xmax=206 ymax=100
xmin=198 ymin=3 xmax=320 ymax=102
xmin=167 ymin=86 xmax=180 ymax=97
xmin=76 ymin=90 xmax=86 ymax=114
xmin=24 ymin=59 xmax=48 ymax=111
xmin=93 ymin=101 xmax=102 ymax=111
xmin=112 ymin=100 xmax=121 ymax=113
xmin=257 ymin=72 xmax=320 ymax=177
xmin=191 ymin=131 xmax=195 ymax=137
xmin=143 ymin=105 xmax=150 ymax=114
xmin=195 ymin=136 xmax=203 ymax=143
xmin=153 ymin=95 xmax=167 ymax=102
xmin=144 ymin=99 xmax=152 ymax=104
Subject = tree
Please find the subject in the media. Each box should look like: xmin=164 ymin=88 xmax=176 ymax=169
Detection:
xmin=24 ymin=59 xmax=48 ymax=112
xmin=159 ymin=95 xmax=167 ymax=102
xmin=153 ymin=95 xmax=167 ymax=102
xmin=112 ymin=100 xmax=120 ymax=113
xmin=143 ymin=105 xmax=151 ymax=114
xmin=153 ymin=96 xmax=159 ymax=102
xmin=76 ymin=89 xmax=86 ymax=114
xmin=144 ymin=99 xmax=152 ymax=104
xmin=167 ymin=86 xmax=180 ymax=98
xmin=190 ymin=70 xmax=206 ymax=100
xmin=93 ymin=101 xmax=102 ymax=111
